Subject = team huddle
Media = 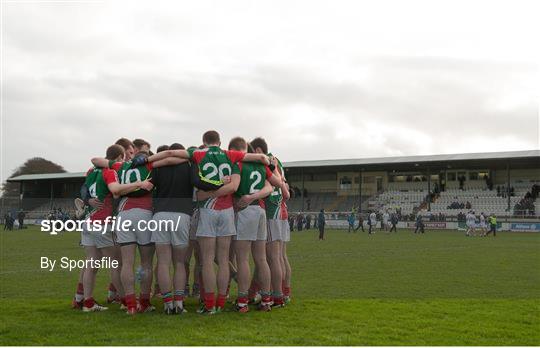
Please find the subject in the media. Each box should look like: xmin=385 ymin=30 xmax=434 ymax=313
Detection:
xmin=72 ymin=131 xmax=292 ymax=315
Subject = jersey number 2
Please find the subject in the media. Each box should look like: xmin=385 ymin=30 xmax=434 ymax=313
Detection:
xmin=249 ymin=171 xmax=262 ymax=193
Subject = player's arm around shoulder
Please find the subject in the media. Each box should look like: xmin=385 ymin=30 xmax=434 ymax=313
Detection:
xmin=142 ymin=149 xmax=189 ymax=166
xmin=242 ymin=153 xmax=270 ymax=166
xmin=108 ymin=180 xmax=153 ymax=198
xmin=197 ymin=174 xmax=240 ymax=201
xmin=104 ymin=169 xmax=153 ymax=198
xmin=237 ymin=180 xmax=273 ymax=209
xmin=267 ymin=168 xmax=290 ymax=200
xmin=151 ymin=157 xmax=188 ymax=168
xmin=91 ymin=157 xmax=120 ymax=169
xmin=281 ymin=181 xmax=290 ymax=200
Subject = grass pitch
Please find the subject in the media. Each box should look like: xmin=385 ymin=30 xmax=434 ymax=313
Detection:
xmin=0 ymin=226 xmax=539 ymax=345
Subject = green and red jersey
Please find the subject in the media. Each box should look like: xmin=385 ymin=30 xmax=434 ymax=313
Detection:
xmin=235 ymin=162 xmax=273 ymax=207
xmin=263 ymin=153 xmax=288 ymax=220
xmin=86 ymin=165 xmax=121 ymax=222
xmin=113 ymin=161 xmax=153 ymax=211
xmin=188 ymin=146 xmax=244 ymax=210
xmin=82 ymin=167 xmax=99 ymax=218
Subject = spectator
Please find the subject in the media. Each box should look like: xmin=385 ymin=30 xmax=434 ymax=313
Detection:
xmin=368 ymin=211 xmax=377 ymax=234
xmin=318 ymin=209 xmax=326 ymax=240
xmin=485 ymin=175 xmax=493 ymax=190
xmin=305 ymin=214 xmax=312 ymax=229
xmin=389 ymin=213 xmax=398 ymax=232
xmin=17 ymin=210 xmax=25 ymax=229
xmin=296 ymin=213 xmax=304 ymax=231
xmin=485 ymin=214 xmax=497 ymax=237
xmin=289 ymin=215 xmax=295 ymax=232
xmin=414 ymin=214 xmax=425 ymax=234
xmin=4 ymin=212 xmax=14 ymax=231
xmin=347 ymin=211 xmax=356 ymax=233
xmin=459 ymin=175 xmax=466 ymax=190
xmin=514 ymin=194 xmax=536 ymax=216
xmin=532 ymin=184 xmax=540 ymax=199
xmin=355 ymin=213 xmax=365 ymax=232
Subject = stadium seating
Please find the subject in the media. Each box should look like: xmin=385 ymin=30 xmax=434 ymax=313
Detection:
xmin=288 ymin=179 xmax=538 ymax=218
xmin=387 ymin=181 xmax=429 ymax=191
xmin=369 ymin=190 xmax=427 ymax=216
xmin=428 ymin=179 xmax=538 ymax=216
xmin=429 ymin=188 xmax=523 ymax=216
xmin=287 ymin=192 xmax=337 ymax=212
xmin=287 ymin=193 xmax=367 ymax=212
xmin=23 ymin=199 xmax=75 ymax=219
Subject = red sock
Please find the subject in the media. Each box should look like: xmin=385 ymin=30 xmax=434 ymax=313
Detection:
xmin=273 ymin=295 xmax=284 ymax=305
xmin=173 ymin=292 xmax=184 ymax=302
xmin=83 ymin=297 xmax=95 ymax=308
xmin=125 ymin=293 xmax=137 ymax=310
xmin=237 ymin=295 xmax=248 ymax=305
xmin=248 ymin=279 xmax=260 ymax=299
xmin=283 ymin=286 xmax=291 ymax=297
xmin=216 ymin=293 xmax=227 ymax=309
xmin=139 ymin=293 xmax=151 ymax=306
xmin=76 ymin=282 xmax=84 ymax=295
xmin=204 ymin=292 xmax=215 ymax=310
xmin=162 ymin=292 xmax=173 ymax=303
xmin=262 ymin=293 xmax=272 ymax=304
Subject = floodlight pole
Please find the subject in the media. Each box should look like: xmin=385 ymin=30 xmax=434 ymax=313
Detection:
xmin=358 ymin=168 xmax=363 ymax=213
xmin=427 ymin=166 xmax=431 ymax=211
xmin=19 ymin=182 xmax=23 ymax=210
xmin=301 ymin=167 xmax=305 ymax=211
xmin=506 ymin=163 xmax=511 ymax=213
xmin=50 ymin=182 xmax=54 ymax=210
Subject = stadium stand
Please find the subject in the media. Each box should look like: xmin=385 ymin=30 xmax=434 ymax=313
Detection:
xmin=429 ymin=188 xmax=520 ymax=216
xmin=3 ymin=150 xmax=539 ymax=223
xmin=287 ymin=193 xmax=371 ymax=213
xmin=370 ymin=190 xmax=427 ymax=216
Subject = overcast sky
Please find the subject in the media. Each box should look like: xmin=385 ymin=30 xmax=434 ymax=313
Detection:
xmin=2 ymin=0 xmax=539 ymax=180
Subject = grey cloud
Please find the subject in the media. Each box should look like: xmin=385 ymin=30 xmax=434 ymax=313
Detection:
xmin=2 ymin=4 xmax=538 ymax=181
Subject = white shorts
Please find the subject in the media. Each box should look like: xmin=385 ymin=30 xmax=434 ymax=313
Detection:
xmin=196 ymin=207 xmax=236 ymax=238
xmin=466 ymin=222 xmax=475 ymax=228
xmin=235 ymin=205 xmax=267 ymax=241
xmin=80 ymin=221 xmax=114 ymax=249
xmin=189 ymin=208 xmax=199 ymax=241
xmin=151 ymin=212 xmax=190 ymax=247
xmin=267 ymin=219 xmax=285 ymax=242
xmin=116 ymin=208 xmax=153 ymax=245
xmin=282 ymin=220 xmax=291 ymax=242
